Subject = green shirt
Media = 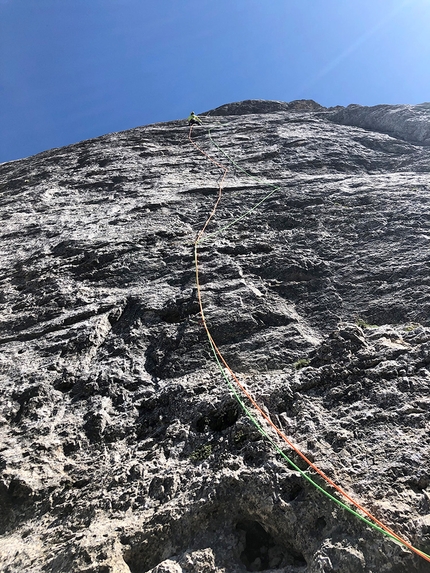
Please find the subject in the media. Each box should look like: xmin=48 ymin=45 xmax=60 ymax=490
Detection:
xmin=188 ymin=113 xmax=202 ymax=123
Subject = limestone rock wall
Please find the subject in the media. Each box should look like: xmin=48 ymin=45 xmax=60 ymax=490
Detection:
xmin=0 ymin=101 xmax=430 ymax=572
xmin=328 ymin=102 xmax=430 ymax=146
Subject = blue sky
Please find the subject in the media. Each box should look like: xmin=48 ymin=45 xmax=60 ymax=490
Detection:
xmin=1 ymin=0 xmax=430 ymax=163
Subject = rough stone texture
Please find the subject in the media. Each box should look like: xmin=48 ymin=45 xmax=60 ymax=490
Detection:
xmin=0 ymin=99 xmax=430 ymax=573
xmin=329 ymin=102 xmax=430 ymax=146
xmin=203 ymin=100 xmax=324 ymax=116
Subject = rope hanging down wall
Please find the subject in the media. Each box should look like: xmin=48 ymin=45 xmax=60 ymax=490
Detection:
xmin=188 ymin=123 xmax=430 ymax=565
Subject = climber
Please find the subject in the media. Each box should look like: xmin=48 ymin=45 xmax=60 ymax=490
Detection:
xmin=187 ymin=111 xmax=203 ymax=126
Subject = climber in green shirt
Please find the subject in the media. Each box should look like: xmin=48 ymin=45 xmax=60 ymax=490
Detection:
xmin=187 ymin=111 xmax=203 ymax=126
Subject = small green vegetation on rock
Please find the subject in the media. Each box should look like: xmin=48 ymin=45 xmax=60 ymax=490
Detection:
xmin=355 ymin=318 xmax=377 ymax=329
xmin=404 ymin=323 xmax=421 ymax=332
xmin=233 ymin=430 xmax=247 ymax=445
xmin=189 ymin=444 xmax=212 ymax=462
xmin=293 ymin=358 xmax=310 ymax=370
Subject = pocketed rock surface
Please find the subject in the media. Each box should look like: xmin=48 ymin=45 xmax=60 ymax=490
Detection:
xmin=0 ymin=99 xmax=430 ymax=573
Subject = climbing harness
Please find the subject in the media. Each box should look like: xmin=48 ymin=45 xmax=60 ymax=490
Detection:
xmin=189 ymin=124 xmax=430 ymax=565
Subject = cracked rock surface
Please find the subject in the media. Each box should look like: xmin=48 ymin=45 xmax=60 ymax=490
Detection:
xmin=0 ymin=99 xmax=430 ymax=572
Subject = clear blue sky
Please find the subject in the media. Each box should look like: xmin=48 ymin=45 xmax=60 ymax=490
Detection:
xmin=1 ymin=0 xmax=430 ymax=163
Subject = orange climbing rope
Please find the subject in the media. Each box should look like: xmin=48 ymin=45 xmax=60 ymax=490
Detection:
xmin=188 ymin=126 xmax=229 ymax=240
xmin=189 ymin=124 xmax=430 ymax=565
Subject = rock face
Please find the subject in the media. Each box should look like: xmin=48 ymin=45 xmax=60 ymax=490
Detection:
xmin=330 ymin=102 xmax=430 ymax=146
xmin=203 ymin=99 xmax=324 ymax=116
xmin=0 ymin=100 xmax=430 ymax=573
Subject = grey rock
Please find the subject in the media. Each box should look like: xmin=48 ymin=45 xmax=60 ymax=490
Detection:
xmin=203 ymin=99 xmax=324 ymax=116
xmin=328 ymin=102 xmax=430 ymax=145
xmin=0 ymin=100 xmax=430 ymax=572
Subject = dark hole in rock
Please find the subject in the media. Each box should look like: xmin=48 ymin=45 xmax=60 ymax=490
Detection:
xmin=122 ymin=529 xmax=182 ymax=573
xmin=159 ymin=307 xmax=182 ymax=323
xmin=193 ymin=385 xmax=207 ymax=395
xmin=53 ymin=376 xmax=75 ymax=393
xmin=236 ymin=520 xmax=306 ymax=571
xmin=208 ymin=405 xmax=239 ymax=431
xmin=286 ymin=483 xmax=305 ymax=502
xmin=63 ymin=440 xmax=80 ymax=456
xmin=9 ymin=477 xmax=33 ymax=501
xmin=195 ymin=403 xmax=239 ymax=432
xmin=195 ymin=416 xmax=209 ymax=433
xmin=313 ymin=516 xmax=327 ymax=536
